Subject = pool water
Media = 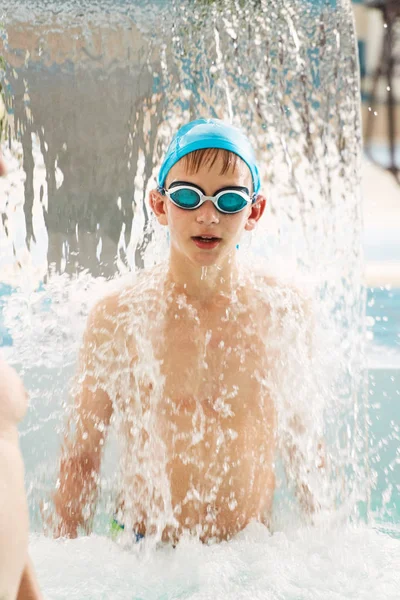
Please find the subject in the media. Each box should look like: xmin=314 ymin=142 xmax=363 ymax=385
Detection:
xmin=366 ymin=287 xmax=400 ymax=527
xmin=366 ymin=287 xmax=400 ymax=356
xmin=1 ymin=285 xmax=399 ymax=598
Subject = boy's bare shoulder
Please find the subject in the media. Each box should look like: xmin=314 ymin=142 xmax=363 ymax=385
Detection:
xmin=249 ymin=267 xmax=313 ymax=317
xmin=87 ymin=267 xmax=163 ymax=333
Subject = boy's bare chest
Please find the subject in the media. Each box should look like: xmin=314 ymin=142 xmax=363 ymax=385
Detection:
xmin=149 ymin=306 xmax=272 ymax=413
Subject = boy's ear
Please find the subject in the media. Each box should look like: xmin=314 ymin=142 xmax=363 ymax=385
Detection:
xmin=245 ymin=194 xmax=267 ymax=231
xmin=149 ymin=189 xmax=168 ymax=226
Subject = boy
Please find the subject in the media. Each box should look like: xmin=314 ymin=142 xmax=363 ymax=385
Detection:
xmin=51 ymin=119 xmax=323 ymax=544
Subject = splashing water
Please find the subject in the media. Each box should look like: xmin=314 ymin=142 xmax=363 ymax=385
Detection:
xmin=0 ymin=0 xmax=399 ymax=598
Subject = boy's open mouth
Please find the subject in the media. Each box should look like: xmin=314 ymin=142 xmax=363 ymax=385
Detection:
xmin=192 ymin=236 xmax=221 ymax=242
xmin=191 ymin=236 xmax=222 ymax=249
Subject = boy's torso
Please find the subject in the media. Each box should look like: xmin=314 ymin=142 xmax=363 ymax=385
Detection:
xmin=102 ymin=269 xmax=282 ymax=542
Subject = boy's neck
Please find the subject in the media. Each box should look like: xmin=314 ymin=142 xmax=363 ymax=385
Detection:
xmin=166 ymin=253 xmax=243 ymax=305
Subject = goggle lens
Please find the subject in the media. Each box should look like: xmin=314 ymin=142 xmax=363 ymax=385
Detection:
xmin=168 ymin=187 xmax=250 ymax=213
xmin=169 ymin=188 xmax=200 ymax=208
xmin=217 ymin=192 xmax=248 ymax=213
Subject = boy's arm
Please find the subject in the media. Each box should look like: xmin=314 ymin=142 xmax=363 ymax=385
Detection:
xmin=51 ymin=299 xmax=115 ymax=538
xmin=280 ymin=417 xmax=326 ymax=517
xmin=279 ymin=289 xmax=327 ymax=519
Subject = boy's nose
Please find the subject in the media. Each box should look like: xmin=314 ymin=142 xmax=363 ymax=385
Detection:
xmin=195 ymin=200 xmax=220 ymax=225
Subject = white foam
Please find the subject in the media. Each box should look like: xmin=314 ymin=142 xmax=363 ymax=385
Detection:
xmin=30 ymin=522 xmax=400 ymax=600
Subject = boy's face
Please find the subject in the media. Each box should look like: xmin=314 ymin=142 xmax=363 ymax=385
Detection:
xmin=150 ymin=153 xmax=266 ymax=268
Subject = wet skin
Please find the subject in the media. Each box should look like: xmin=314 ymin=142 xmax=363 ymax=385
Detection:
xmin=0 ymin=360 xmax=43 ymax=599
xmin=112 ymin=272 xmax=277 ymax=542
xmin=0 ymin=156 xmax=43 ymax=598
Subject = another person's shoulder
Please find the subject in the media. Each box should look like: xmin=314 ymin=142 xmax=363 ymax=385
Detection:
xmin=0 ymin=360 xmax=27 ymax=432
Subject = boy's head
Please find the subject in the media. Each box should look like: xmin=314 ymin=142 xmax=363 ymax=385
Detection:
xmin=157 ymin=118 xmax=260 ymax=196
xmin=150 ymin=119 xmax=266 ymax=268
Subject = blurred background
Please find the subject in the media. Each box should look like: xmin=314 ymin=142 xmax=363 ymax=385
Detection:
xmin=352 ymin=0 xmax=400 ymax=286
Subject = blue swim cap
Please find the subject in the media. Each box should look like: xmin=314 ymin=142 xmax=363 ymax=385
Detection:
xmin=157 ymin=118 xmax=260 ymax=196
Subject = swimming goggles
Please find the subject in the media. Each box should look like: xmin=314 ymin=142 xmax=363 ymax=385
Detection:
xmin=158 ymin=181 xmax=256 ymax=214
